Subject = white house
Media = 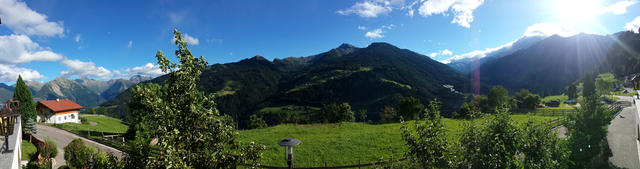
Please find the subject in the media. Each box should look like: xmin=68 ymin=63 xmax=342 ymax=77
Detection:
xmin=36 ymin=99 xmax=82 ymax=124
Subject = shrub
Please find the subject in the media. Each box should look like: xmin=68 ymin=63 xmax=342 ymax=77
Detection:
xmin=248 ymin=114 xmax=267 ymax=129
xmin=398 ymin=96 xmax=424 ymax=120
xmin=379 ymin=106 xmax=397 ymax=123
xmin=64 ymin=139 xmax=96 ymax=168
xmin=321 ymin=103 xmax=354 ymax=123
xmin=402 ymin=100 xmax=453 ymax=168
xmin=39 ymin=139 xmax=58 ymax=159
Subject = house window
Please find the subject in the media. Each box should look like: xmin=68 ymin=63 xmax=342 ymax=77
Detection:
xmin=71 ymin=114 xmax=75 ymax=119
xmin=65 ymin=116 xmax=67 ymax=120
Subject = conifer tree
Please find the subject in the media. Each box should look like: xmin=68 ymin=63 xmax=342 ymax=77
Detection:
xmin=13 ymin=75 xmax=37 ymax=134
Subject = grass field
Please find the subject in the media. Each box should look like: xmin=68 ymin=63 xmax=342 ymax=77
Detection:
xmin=21 ymin=139 xmax=37 ymax=161
xmin=237 ymin=114 xmax=559 ymax=167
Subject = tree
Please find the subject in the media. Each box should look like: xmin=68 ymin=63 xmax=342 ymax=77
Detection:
xmin=582 ymin=73 xmax=596 ymax=98
xmin=566 ymin=73 xmax=615 ymax=168
xmin=13 ymin=75 xmax=37 ymax=134
xmin=357 ymin=109 xmax=367 ymax=122
xmin=84 ymin=108 xmax=95 ymax=114
xmin=379 ymin=106 xmax=397 ymax=123
xmin=96 ymin=107 xmax=108 ymax=115
xmin=125 ymin=29 xmax=264 ymax=168
xmin=248 ymin=114 xmax=267 ymax=129
xmin=321 ymin=102 xmax=355 ymax=123
xmin=514 ymin=89 xmax=540 ymax=110
xmin=472 ymin=95 xmax=490 ymax=113
xmin=402 ymin=100 xmax=453 ymax=168
xmin=453 ymin=102 xmax=481 ymax=118
xmin=595 ymin=73 xmax=616 ymax=97
xmin=520 ymin=120 xmax=570 ymax=168
xmin=488 ymin=86 xmax=509 ymax=113
xmin=567 ymin=84 xmax=577 ymax=99
xmin=398 ymin=96 xmax=424 ymax=120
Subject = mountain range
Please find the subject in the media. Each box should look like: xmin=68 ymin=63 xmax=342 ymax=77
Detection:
xmin=102 ymin=43 xmax=471 ymax=125
xmin=448 ymin=33 xmax=615 ymax=94
xmin=0 ymin=75 xmax=151 ymax=107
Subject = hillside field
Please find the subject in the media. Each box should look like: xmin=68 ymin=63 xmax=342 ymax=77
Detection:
xmin=237 ymin=114 xmax=559 ymax=167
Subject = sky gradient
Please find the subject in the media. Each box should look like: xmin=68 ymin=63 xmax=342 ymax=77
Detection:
xmin=1 ymin=0 xmax=640 ymax=83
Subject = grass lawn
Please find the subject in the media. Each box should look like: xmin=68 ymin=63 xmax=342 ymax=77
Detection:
xmin=53 ymin=115 xmax=128 ymax=134
xmin=237 ymin=114 xmax=558 ymax=167
xmin=46 ymin=114 xmax=128 ymax=150
xmin=21 ymin=139 xmax=37 ymax=161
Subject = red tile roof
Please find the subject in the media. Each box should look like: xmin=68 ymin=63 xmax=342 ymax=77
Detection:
xmin=37 ymin=99 xmax=83 ymax=112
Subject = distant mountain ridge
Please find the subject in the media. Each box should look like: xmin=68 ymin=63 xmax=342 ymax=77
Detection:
xmin=477 ymin=33 xmax=615 ymax=94
xmin=0 ymin=75 xmax=152 ymax=107
xmin=446 ymin=35 xmax=547 ymax=73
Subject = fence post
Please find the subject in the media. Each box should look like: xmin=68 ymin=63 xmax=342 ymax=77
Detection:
xmin=324 ymin=162 xmax=327 ymax=167
xmin=358 ymin=160 xmax=361 ymax=169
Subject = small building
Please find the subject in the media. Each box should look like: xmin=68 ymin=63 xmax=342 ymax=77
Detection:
xmin=36 ymin=99 xmax=82 ymax=124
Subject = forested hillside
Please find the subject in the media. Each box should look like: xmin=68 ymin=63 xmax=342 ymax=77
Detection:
xmin=103 ymin=43 xmax=470 ymax=127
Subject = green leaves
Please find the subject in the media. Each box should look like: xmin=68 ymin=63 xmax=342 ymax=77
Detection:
xmin=402 ymin=100 xmax=452 ymax=169
xmin=13 ymin=75 xmax=37 ymax=134
xmin=125 ymin=29 xmax=264 ymax=168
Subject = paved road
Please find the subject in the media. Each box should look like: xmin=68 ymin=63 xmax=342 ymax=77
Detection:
xmin=607 ymin=96 xmax=640 ymax=169
xmin=34 ymin=125 xmax=123 ymax=169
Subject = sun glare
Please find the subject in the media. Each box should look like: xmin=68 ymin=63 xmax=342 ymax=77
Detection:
xmin=555 ymin=0 xmax=601 ymax=24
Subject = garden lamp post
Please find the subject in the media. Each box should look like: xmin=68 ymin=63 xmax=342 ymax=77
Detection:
xmin=278 ymin=138 xmax=300 ymax=169
xmin=1 ymin=100 xmax=19 ymax=153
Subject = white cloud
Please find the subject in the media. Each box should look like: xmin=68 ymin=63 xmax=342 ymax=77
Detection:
xmin=0 ymin=34 xmax=64 ymax=65
xmin=522 ymin=23 xmax=577 ymax=37
xmin=364 ymin=24 xmax=395 ymax=39
xmin=127 ymin=40 xmax=133 ymax=48
xmin=74 ymin=34 xmax=81 ymax=42
xmin=0 ymin=64 xmax=44 ymax=82
xmin=357 ymin=25 xmax=367 ymax=30
xmin=337 ymin=1 xmax=392 ymax=18
xmin=60 ymin=59 xmax=112 ymax=79
xmin=124 ymin=63 xmax=165 ymax=77
xmin=603 ymin=0 xmax=636 ymax=15
xmin=172 ymin=34 xmax=199 ymax=45
xmin=429 ymin=49 xmax=453 ymax=58
xmin=365 ymin=28 xmax=384 ymax=38
xmin=0 ymin=0 xmax=64 ymax=36
xmin=626 ymin=16 xmax=640 ymax=33
xmin=418 ymin=0 xmax=484 ymax=28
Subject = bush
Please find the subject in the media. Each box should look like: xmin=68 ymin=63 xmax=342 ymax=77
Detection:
xmin=379 ymin=106 xmax=397 ymax=123
xmin=402 ymin=100 xmax=453 ymax=168
xmin=39 ymin=139 xmax=58 ymax=159
xmin=248 ymin=114 xmax=267 ymax=129
xmin=79 ymin=116 xmax=88 ymax=124
xmin=453 ymin=102 xmax=481 ymax=119
xmin=321 ymin=103 xmax=354 ymax=123
xmin=398 ymin=96 xmax=424 ymax=120
xmin=26 ymin=160 xmax=50 ymax=169
xmin=64 ymin=139 xmax=96 ymax=168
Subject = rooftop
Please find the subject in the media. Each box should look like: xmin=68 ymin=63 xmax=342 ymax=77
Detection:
xmin=38 ymin=99 xmax=84 ymax=112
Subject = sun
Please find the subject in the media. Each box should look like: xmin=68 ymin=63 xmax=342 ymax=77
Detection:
xmin=555 ymin=0 xmax=601 ymax=24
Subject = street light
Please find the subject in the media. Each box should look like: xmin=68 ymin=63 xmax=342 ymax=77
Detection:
xmin=0 ymin=100 xmax=19 ymax=153
xmin=278 ymin=138 xmax=300 ymax=169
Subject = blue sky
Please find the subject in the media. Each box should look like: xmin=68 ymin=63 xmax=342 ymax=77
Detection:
xmin=1 ymin=0 xmax=640 ymax=83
